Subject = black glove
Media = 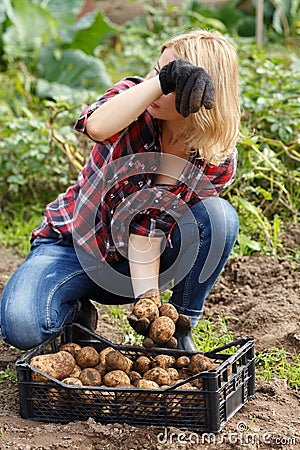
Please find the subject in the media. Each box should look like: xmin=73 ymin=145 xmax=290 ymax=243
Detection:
xmin=159 ymin=59 xmax=215 ymax=117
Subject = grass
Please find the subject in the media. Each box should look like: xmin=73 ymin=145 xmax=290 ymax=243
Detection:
xmin=0 ymin=203 xmax=43 ymax=256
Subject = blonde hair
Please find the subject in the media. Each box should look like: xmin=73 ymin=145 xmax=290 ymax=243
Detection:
xmin=159 ymin=30 xmax=240 ymax=165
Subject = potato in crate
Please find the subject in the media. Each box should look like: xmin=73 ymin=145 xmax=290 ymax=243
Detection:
xmin=16 ymin=323 xmax=255 ymax=433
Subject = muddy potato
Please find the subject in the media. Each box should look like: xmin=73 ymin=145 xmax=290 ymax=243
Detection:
xmin=173 ymin=380 xmax=194 ymax=390
xmin=30 ymin=351 xmax=75 ymax=382
xmin=136 ymin=379 xmax=160 ymax=389
xmin=133 ymin=356 xmax=152 ymax=374
xmin=163 ymin=337 xmax=178 ymax=349
xmin=99 ymin=347 xmax=115 ymax=365
xmin=191 ymin=379 xmax=203 ymax=389
xmin=144 ymin=367 xmax=171 ymax=386
xmin=47 ymin=387 xmax=64 ymax=408
xmin=79 ymin=368 xmax=102 ymax=386
xmin=69 ymin=364 xmax=82 ymax=378
xmin=75 ymin=346 xmax=99 ymax=369
xmin=62 ymin=377 xmax=83 ymax=386
xmin=166 ymin=368 xmax=179 ymax=383
xmin=128 ymin=371 xmax=142 ymax=386
xmin=58 ymin=342 xmax=81 ymax=357
xmin=94 ymin=362 xmax=106 ymax=377
xmin=152 ymin=354 xmax=175 ymax=369
xmin=133 ymin=298 xmax=159 ymax=322
xmin=159 ymin=304 xmax=179 ymax=323
xmin=103 ymin=370 xmax=131 ymax=387
xmin=142 ymin=337 xmax=155 ymax=348
xmin=175 ymin=356 xmax=190 ymax=370
xmin=105 ymin=350 xmax=133 ymax=374
xmin=139 ymin=289 xmax=161 ymax=307
xmin=149 ymin=316 xmax=176 ymax=345
xmin=188 ymin=354 xmax=215 ymax=374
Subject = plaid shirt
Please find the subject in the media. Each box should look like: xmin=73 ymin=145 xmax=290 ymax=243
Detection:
xmin=31 ymin=77 xmax=237 ymax=262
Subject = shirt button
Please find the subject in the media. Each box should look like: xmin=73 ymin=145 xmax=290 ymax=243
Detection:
xmin=151 ymin=165 xmax=157 ymax=171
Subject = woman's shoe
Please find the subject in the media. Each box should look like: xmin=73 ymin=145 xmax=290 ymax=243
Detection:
xmin=76 ymin=299 xmax=98 ymax=332
xmin=174 ymin=327 xmax=198 ymax=352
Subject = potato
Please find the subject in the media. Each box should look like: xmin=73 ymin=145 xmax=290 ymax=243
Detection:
xmin=133 ymin=356 xmax=152 ymax=374
xmin=188 ymin=354 xmax=215 ymax=374
xmin=105 ymin=350 xmax=133 ymax=374
xmin=103 ymin=370 xmax=131 ymax=387
xmin=62 ymin=377 xmax=83 ymax=386
xmin=75 ymin=346 xmax=99 ymax=369
xmin=136 ymin=379 xmax=160 ymax=389
xmin=69 ymin=364 xmax=82 ymax=378
xmin=152 ymin=354 xmax=175 ymax=369
xmin=191 ymin=379 xmax=203 ymax=389
xmin=142 ymin=337 xmax=155 ymax=348
xmin=149 ymin=316 xmax=176 ymax=345
xmin=47 ymin=387 xmax=63 ymax=408
xmin=175 ymin=356 xmax=190 ymax=369
xmin=128 ymin=371 xmax=142 ymax=386
xmin=133 ymin=298 xmax=159 ymax=322
xmin=172 ymin=379 xmax=194 ymax=390
xmin=139 ymin=289 xmax=161 ymax=307
xmin=30 ymin=351 xmax=75 ymax=382
xmin=159 ymin=304 xmax=179 ymax=323
xmin=79 ymin=368 xmax=102 ymax=386
xmin=166 ymin=368 xmax=179 ymax=383
xmin=58 ymin=342 xmax=81 ymax=357
xmin=144 ymin=367 xmax=171 ymax=386
xmin=99 ymin=347 xmax=115 ymax=366
xmin=163 ymin=337 xmax=178 ymax=349
xmin=94 ymin=362 xmax=107 ymax=377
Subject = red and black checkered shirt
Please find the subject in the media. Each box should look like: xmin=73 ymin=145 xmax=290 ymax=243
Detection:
xmin=31 ymin=77 xmax=237 ymax=262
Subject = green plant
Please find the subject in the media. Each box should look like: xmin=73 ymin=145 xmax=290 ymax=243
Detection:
xmin=0 ymin=367 xmax=17 ymax=384
xmin=256 ymin=347 xmax=300 ymax=390
xmin=0 ymin=203 xmax=44 ymax=255
xmin=0 ymin=0 xmax=114 ymax=102
xmin=193 ymin=316 xmax=236 ymax=353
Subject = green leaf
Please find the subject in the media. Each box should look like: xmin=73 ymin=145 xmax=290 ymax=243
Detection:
xmin=66 ymin=10 xmax=115 ymax=55
xmin=4 ymin=0 xmax=57 ymax=49
xmin=259 ymin=188 xmax=273 ymax=200
xmin=32 ymin=0 xmax=85 ymax=25
xmin=36 ymin=78 xmax=96 ymax=103
xmin=38 ymin=47 xmax=112 ymax=90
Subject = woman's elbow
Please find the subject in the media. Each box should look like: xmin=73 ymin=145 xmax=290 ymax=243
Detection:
xmin=86 ymin=117 xmax=108 ymax=142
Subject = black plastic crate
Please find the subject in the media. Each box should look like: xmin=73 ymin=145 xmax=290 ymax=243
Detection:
xmin=16 ymin=324 xmax=255 ymax=433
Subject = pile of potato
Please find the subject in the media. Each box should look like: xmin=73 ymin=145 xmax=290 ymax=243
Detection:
xmin=128 ymin=294 xmax=192 ymax=349
xmin=30 ymin=342 xmax=218 ymax=390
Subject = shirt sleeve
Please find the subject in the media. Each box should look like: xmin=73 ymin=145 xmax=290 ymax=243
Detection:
xmin=202 ymin=149 xmax=238 ymax=193
xmin=73 ymin=77 xmax=144 ymax=141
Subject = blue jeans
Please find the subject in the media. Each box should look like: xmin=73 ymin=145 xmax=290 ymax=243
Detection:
xmin=0 ymin=197 xmax=239 ymax=349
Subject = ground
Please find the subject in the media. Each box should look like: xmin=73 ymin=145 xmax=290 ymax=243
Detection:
xmin=0 ymin=225 xmax=299 ymax=450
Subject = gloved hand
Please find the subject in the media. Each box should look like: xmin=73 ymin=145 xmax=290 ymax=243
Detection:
xmin=159 ymin=59 xmax=215 ymax=117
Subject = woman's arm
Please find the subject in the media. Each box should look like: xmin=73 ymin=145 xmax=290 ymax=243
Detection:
xmin=86 ymin=76 xmax=162 ymax=142
xmin=128 ymin=234 xmax=164 ymax=299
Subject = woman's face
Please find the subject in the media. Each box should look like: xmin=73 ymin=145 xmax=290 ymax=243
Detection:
xmin=147 ymin=48 xmax=186 ymax=123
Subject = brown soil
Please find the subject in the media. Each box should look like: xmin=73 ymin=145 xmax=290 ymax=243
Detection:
xmin=0 ymin=225 xmax=299 ymax=449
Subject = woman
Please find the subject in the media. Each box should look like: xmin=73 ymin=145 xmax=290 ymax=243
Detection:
xmin=0 ymin=29 xmax=240 ymax=351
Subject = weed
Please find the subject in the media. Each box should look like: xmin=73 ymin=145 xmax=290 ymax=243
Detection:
xmin=193 ymin=316 xmax=236 ymax=353
xmin=0 ymin=367 xmax=17 ymax=385
xmin=256 ymin=347 xmax=300 ymax=390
